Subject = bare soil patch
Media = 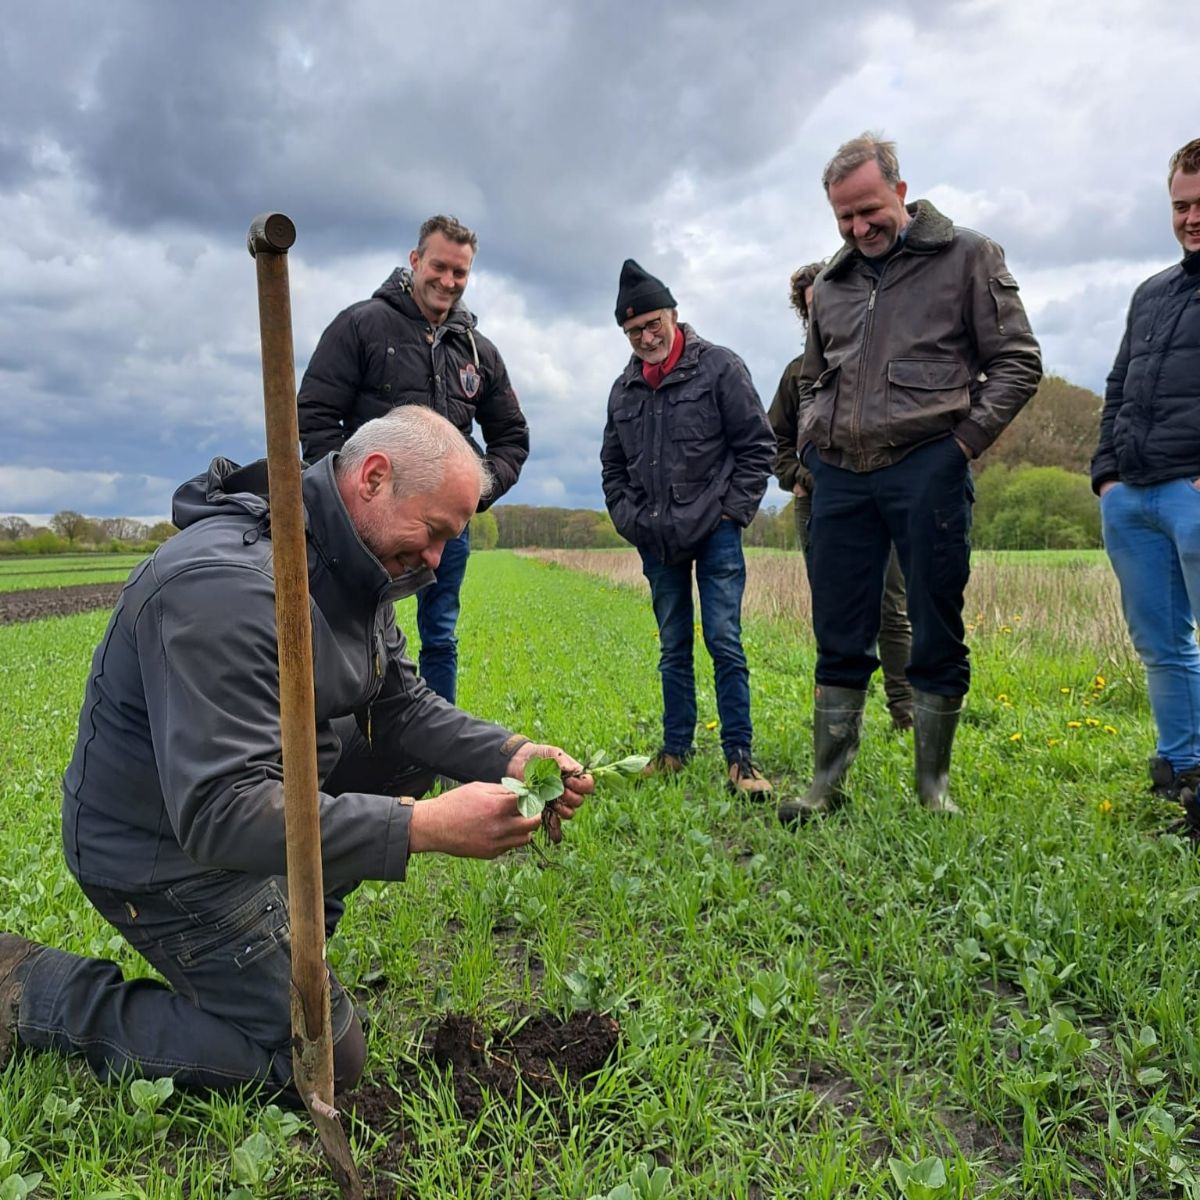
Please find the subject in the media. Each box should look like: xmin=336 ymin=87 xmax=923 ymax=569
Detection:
xmin=342 ymin=1009 xmax=619 ymax=1196
xmin=0 ymin=583 xmax=121 ymax=625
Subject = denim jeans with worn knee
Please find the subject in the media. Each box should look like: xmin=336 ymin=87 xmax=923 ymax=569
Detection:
xmin=639 ymin=518 xmax=752 ymax=760
xmin=1101 ymin=478 xmax=1200 ymax=772
xmin=15 ymin=718 xmax=434 ymax=1091
xmin=417 ymin=525 xmax=470 ymax=704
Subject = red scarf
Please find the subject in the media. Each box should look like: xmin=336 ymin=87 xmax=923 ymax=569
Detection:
xmin=642 ymin=326 xmax=685 ymax=390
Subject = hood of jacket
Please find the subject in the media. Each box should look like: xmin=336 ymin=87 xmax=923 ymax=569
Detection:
xmin=824 ymin=199 xmax=955 ymax=280
xmin=170 ymin=453 xmax=434 ymax=605
xmin=372 ymin=266 xmax=479 ymax=336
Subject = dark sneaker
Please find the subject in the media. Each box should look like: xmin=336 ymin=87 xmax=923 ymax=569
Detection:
xmin=641 ymin=752 xmax=688 ymax=779
xmin=0 ymin=933 xmax=46 ymax=1068
xmin=727 ymin=754 xmax=773 ymax=799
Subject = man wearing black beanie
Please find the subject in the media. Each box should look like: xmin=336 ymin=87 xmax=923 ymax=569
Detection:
xmin=601 ymin=259 xmax=775 ymax=796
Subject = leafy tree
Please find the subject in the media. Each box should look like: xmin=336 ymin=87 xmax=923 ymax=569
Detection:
xmin=973 ymin=465 xmax=1100 ymax=549
xmin=0 ymin=515 xmax=31 ymax=541
xmin=49 ymin=510 xmax=91 ymax=544
xmin=471 ymin=509 xmax=499 ymax=550
xmin=145 ymin=521 xmax=178 ymax=544
xmin=980 ymin=374 xmax=1103 ymax=475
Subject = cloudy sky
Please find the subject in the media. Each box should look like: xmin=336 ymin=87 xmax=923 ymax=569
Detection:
xmin=0 ymin=1 xmax=1191 ymax=522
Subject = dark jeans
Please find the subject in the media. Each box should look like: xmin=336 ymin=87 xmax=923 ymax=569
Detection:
xmin=795 ymin=492 xmax=913 ymax=720
xmin=805 ymin=436 xmax=973 ymax=697
xmin=638 ymin=518 xmax=753 ymax=760
xmin=417 ymin=525 xmax=470 ymax=703
xmin=16 ymin=719 xmax=434 ymax=1091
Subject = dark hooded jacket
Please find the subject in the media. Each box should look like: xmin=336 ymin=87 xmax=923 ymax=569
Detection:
xmin=797 ymin=200 xmax=1042 ymax=472
xmin=1091 ymin=251 xmax=1200 ymax=492
xmin=61 ymin=455 xmax=523 ymax=892
xmin=600 ymin=325 xmax=774 ymax=564
xmin=297 ymin=268 xmax=529 ymax=510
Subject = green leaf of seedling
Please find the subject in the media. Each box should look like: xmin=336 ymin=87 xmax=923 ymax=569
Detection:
xmin=231 ymin=1132 xmax=276 ymax=1187
xmin=516 ymin=791 xmax=545 ymax=818
xmin=1137 ymin=1067 xmax=1167 ymax=1087
xmin=501 ymin=776 xmax=530 ymax=797
xmin=889 ymin=1155 xmax=948 ymax=1200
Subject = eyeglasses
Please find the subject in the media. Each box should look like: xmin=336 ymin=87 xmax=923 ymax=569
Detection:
xmin=624 ymin=316 xmax=665 ymax=342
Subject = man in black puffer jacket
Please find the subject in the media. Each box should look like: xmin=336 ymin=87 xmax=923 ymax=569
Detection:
xmin=1092 ymin=137 xmax=1200 ymax=823
xmin=298 ymin=215 xmax=529 ymax=704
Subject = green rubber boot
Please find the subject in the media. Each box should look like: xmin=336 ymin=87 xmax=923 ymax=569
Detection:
xmin=778 ymin=686 xmax=866 ymax=826
xmin=913 ymin=690 xmax=963 ymax=814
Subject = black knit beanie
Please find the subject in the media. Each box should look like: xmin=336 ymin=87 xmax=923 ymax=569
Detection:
xmin=614 ymin=259 xmax=676 ymax=325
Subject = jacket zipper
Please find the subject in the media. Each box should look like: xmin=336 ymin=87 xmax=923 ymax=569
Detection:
xmin=851 ymin=283 xmax=880 ymax=468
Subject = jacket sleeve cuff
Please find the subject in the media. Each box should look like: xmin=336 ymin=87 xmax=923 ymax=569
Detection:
xmin=952 ymin=420 xmax=989 ymax=458
xmin=380 ymin=796 xmax=415 ymax=881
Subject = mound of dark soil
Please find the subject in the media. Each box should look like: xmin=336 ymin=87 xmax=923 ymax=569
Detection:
xmin=0 ymin=583 xmax=121 ymax=625
xmin=341 ymin=1009 xmax=619 ymax=1193
xmin=431 ymin=1010 xmax=619 ymax=1118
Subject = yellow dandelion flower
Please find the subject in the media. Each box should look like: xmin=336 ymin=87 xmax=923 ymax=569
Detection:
xmin=1086 ymin=718 xmax=1101 ymax=727
xmin=1001 ymin=625 xmax=1012 ymax=634
xmin=966 ymin=623 xmax=977 ymax=633
xmin=1094 ymin=675 xmax=1106 ymax=689
xmin=1103 ymin=724 xmax=1118 ymax=734
xmin=1067 ymin=721 xmax=1082 ymax=729
xmin=996 ymin=693 xmax=1010 ymax=703
xmin=1009 ymin=732 xmax=1022 ymax=742
xmin=1047 ymin=737 xmax=1061 ymax=746
xmin=1059 ymin=687 xmax=1070 ymax=694
xmin=1099 ymin=799 xmax=1113 ymax=814
xmin=1014 ymin=614 xmax=1023 ymax=622
xmin=705 ymin=720 xmax=718 ymax=730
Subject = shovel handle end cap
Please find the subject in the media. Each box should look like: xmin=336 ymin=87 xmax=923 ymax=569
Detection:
xmin=248 ymin=212 xmax=296 ymax=257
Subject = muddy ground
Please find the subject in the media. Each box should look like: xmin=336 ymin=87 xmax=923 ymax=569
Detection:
xmin=0 ymin=583 xmax=122 ymax=626
xmin=343 ymin=1010 xmax=620 ymax=1197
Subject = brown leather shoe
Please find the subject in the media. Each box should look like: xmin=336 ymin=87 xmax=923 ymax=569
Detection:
xmin=727 ymin=755 xmax=773 ymax=799
xmin=641 ymin=752 xmax=687 ymax=779
xmin=0 ymin=933 xmax=45 ymax=1067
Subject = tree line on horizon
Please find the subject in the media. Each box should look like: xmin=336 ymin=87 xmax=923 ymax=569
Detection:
xmin=1 ymin=375 xmax=1104 ymax=557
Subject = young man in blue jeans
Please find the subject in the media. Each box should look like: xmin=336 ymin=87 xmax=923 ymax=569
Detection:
xmin=1092 ymin=137 xmax=1200 ymax=827
xmin=601 ymin=260 xmax=775 ymax=796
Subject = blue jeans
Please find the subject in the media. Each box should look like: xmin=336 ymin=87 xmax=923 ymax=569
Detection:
xmin=638 ymin=519 xmax=753 ymax=760
xmin=16 ymin=720 xmax=434 ymax=1091
xmin=806 ymin=436 xmax=973 ymax=696
xmin=417 ymin=525 xmax=470 ymax=703
xmin=1101 ymin=478 xmax=1200 ymax=771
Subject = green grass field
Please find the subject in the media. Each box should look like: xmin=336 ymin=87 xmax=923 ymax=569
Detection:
xmin=0 ymin=553 xmax=145 ymax=592
xmin=0 ymin=550 xmax=1195 ymax=1198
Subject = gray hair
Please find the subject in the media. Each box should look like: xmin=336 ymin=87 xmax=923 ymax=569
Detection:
xmin=335 ymin=406 xmax=493 ymax=503
xmin=822 ymin=132 xmax=902 ymax=193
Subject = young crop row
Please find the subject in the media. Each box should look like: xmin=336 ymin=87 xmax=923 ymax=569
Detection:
xmin=0 ymin=551 xmax=1192 ymax=1198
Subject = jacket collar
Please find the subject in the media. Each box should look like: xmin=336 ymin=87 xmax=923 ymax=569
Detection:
xmin=824 ymin=198 xmax=955 ymax=280
xmin=374 ymin=266 xmax=477 ymax=334
xmin=1182 ymin=249 xmax=1200 ymax=276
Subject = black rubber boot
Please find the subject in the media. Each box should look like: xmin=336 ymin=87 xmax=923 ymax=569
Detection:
xmin=913 ymin=690 xmax=963 ymax=814
xmin=0 ymin=933 xmax=46 ymax=1068
xmin=778 ymin=686 xmax=865 ymax=826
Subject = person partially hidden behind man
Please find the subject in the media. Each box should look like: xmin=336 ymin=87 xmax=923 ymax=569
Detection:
xmin=601 ymin=259 xmax=776 ymax=796
xmin=768 ymin=259 xmax=914 ymax=731
xmin=0 ymin=407 xmax=592 ymax=1094
xmin=779 ymin=132 xmax=1041 ymax=824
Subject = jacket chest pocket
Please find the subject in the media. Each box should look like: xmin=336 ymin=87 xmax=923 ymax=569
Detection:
xmin=613 ymin=397 xmax=647 ymax=462
xmin=667 ymin=391 xmax=720 ymax=481
xmin=885 ymin=359 xmax=970 ymax=447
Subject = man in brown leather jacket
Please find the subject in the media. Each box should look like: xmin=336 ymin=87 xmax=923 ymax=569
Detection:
xmin=779 ymin=132 xmax=1041 ymax=824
